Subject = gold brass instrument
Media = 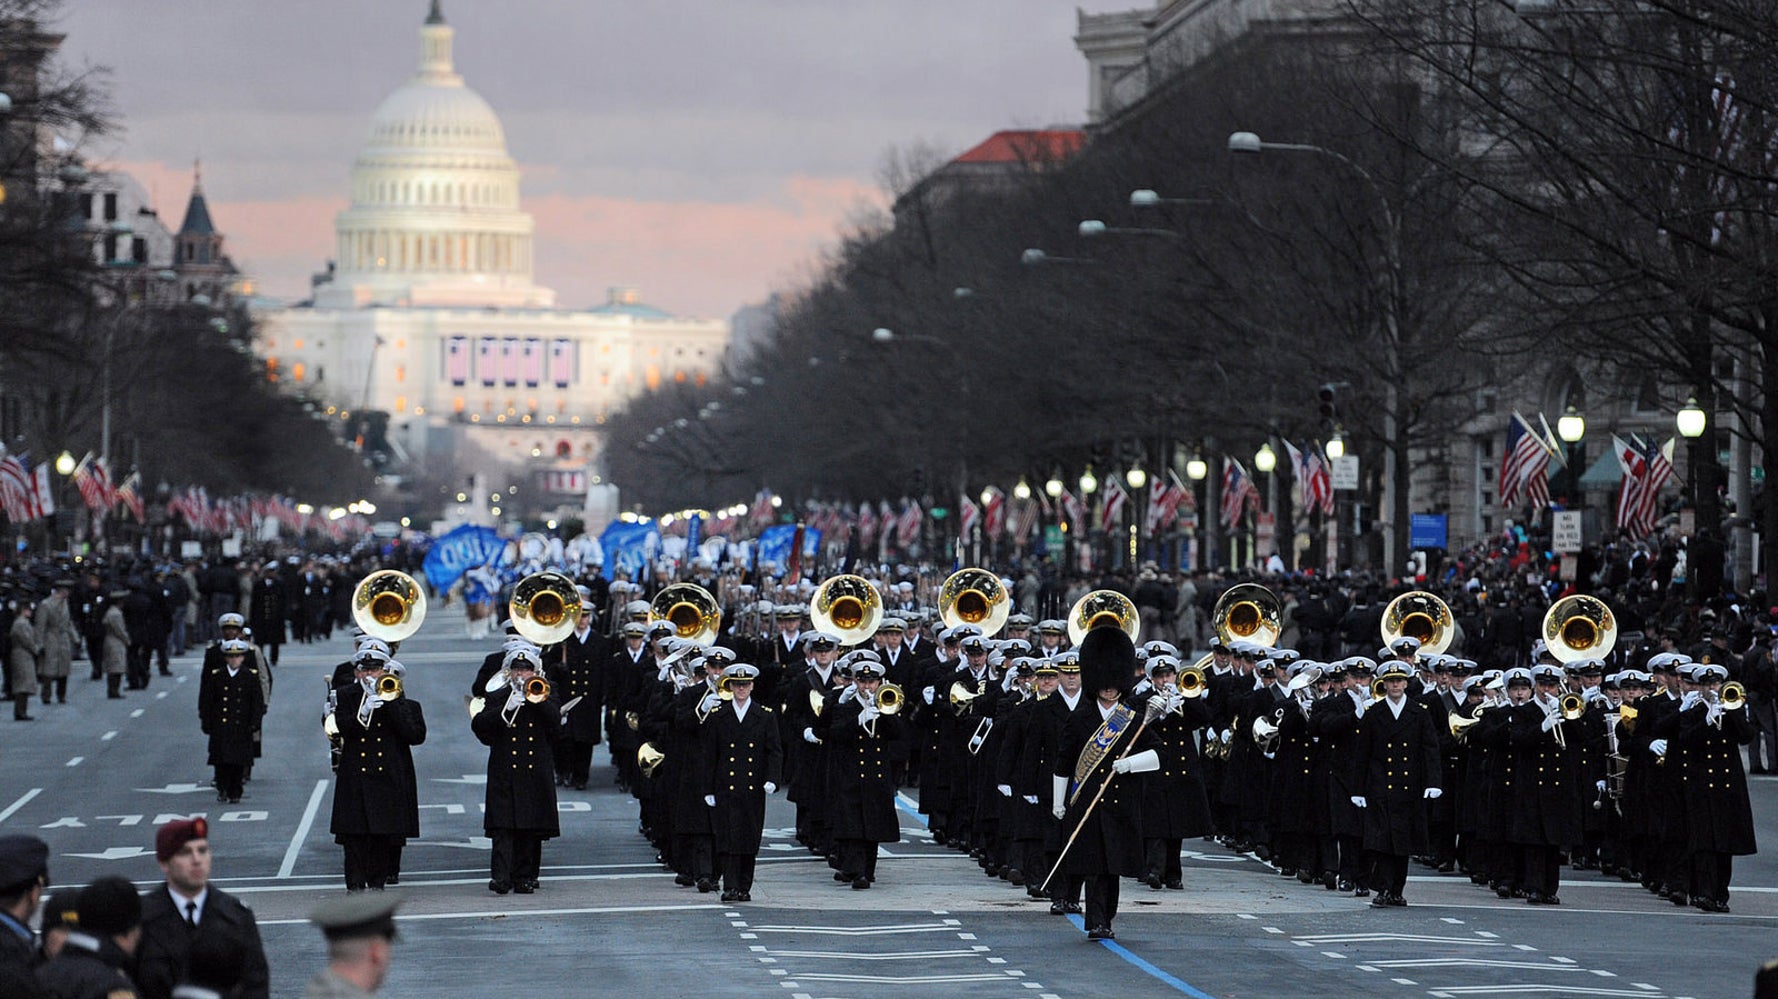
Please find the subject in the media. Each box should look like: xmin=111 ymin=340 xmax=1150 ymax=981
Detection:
xmin=1381 ymin=591 xmax=1454 ymax=656
xmin=1721 ymin=681 xmax=1747 ymax=710
xmin=1211 ymin=583 xmax=1281 ymax=649
xmin=1176 ymin=666 xmax=1208 ymax=698
xmin=811 ymin=574 xmax=885 ymax=646
xmin=1559 ymin=691 xmax=1587 ymax=721
xmin=1617 ymin=702 xmax=1639 ymax=734
xmin=716 ymin=675 xmax=737 ymax=702
xmin=949 ymin=680 xmax=983 ymax=713
xmin=1449 ymin=710 xmax=1482 ymax=741
xmin=651 ymin=582 xmax=722 ymax=646
xmin=1066 ymin=589 xmax=1141 ymax=646
xmin=375 ymin=674 xmax=403 ymax=701
xmin=510 ymin=571 xmax=582 ymax=645
xmin=809 ymin=688 xmax=826 ymax=717
xmin=876 ymin=682 xmax=905 ymax=715
xmin=1541 ymin=594 xmax=1618 ymax=663
xmin=351 ymin=569 xmax=428 ymax=643
xmin=624 ymin=710 xmax=640 ymax=732
xmin=524 ymin=676 xmax=551 ymax=704
xmin=637 ymin=741 xmax=666 ymax=779
xmin=940 ymin=568 xmax=1011 ymax=637
xmin=1251 ymin=708 xmax=1283 ymax=752
xmin=1371 ymin=676 xmax=1389 ymax=700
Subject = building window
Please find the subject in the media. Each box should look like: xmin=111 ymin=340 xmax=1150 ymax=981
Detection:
xmin=78 ymin=193 xmax=94 ymax=219
xmin=394 ymin=365 xmax=405 ymax=383
xmin=103 ymin=192 xmax=118 ymax=221
xmin=394 ymin=396 xmax=406 ymax=412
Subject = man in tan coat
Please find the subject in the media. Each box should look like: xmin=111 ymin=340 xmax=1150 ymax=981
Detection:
xmin=34 ymin=580 xmax=75 ymax=706
xmin=8 ymin=600 xmax=38 ymax=720
xmin=103 ymin=592 xmax=131 ymax=700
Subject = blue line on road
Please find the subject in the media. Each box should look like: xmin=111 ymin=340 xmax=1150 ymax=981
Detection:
xmin=1066 ymin=913 xmax=1218 ymax=998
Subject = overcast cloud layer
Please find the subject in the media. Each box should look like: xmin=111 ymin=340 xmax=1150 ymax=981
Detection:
xmin=52 ymin=1 xmax=1129 ymax=318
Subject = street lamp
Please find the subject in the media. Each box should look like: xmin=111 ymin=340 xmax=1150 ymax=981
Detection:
xmin=1185 ymin=456 xmax=1208 ymax=481
xmin=1079 ymin=467 xmax=1098 ymax=495
xmin=1044 ymin=475 xmax=1064 ymax=498
xmin=1014 ymin=478 xmax=1031 ymax=501
xmin=1324 ymin=431 xmax=1345 ymax=461
xmin=1677 ymin=397 xmax=1707 ymax=439
xmin=1126 ymin=464 xmax=1147 ymax=489
xmin=1556 ymin=406 xmax=1585 ymax=506
xmin=1253 ymin=442 xmax=1277 ymax=474
xmin=54 ymin=451 xmax=76 ymax=476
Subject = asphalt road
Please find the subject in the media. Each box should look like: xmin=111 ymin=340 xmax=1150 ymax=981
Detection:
xmin=3 ymin=617 xmax=1774 ymax=999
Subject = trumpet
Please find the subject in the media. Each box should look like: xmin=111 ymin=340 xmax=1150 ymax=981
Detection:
xmin=525 ymin=676 xmax=551 ymax=704
xmin=376 ymin=674 xmax=403 ymax=701
xmin=876 ymin=682 xmax=905 ymax=716
xmin=1176 ymin=667 xmax=1208 ymax=698
xmin=1559 ymin=691 xmax=1586 ymax=721
xmin=1721 ymin=681 xmax=1747 ymax=710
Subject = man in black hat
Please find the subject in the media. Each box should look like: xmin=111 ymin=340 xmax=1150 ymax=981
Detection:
xmin=1052 ymin=628 xmax=1163 ymax=940
xmin=1348 ymin=660 xmax=1442 ymax=907
xmin=35 ymin=875 xmax=140 ymax=999
xmin=303 ymin=893 xmax=402 ymax=998
xmin=0 ymin=835 xmax=49 ymax=974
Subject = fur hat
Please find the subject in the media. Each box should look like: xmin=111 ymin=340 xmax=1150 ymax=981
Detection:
xmin=1078 ymin=627 xmax=1137 ymax=697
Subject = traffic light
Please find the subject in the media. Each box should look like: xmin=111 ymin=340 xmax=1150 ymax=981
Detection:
xmin=1317 ymin=384 xmax=1338 ymax=431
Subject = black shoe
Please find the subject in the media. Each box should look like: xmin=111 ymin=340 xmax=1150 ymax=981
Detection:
xmin=720 ymin=889 xmax=738 ymax=902
xmin=1005 ymin=869 xmax=1025 ymax=887
xmin=697 ymin=879 xmax=717 ymax=893
xmin=674 ymin=873 xmax=695 ymax=887
xmin=1165 ymin=879 xmax=1184 ymax=890
xmin=216 ymin=793 xmax=228 ymax=803
xmin=1063 ymin=902 xmax=1082 ymax=914
xmin=1322 ymin=871 xmax=1338 ymax=890
xmin=1353 ymin=888 xmax=1370 ymax=898
xmin=736 ymin=891 xmax=751 ymax=902
xmin=514 ymin=882 xmax=535 ymax=894
xmin=386 ymin=874 xmax=399 ymax=885
xmin=1297 ymin=870 xmax=1316 ymax=885
xmin=227 ymin=797 xmax=242 ymax=804
xmin=1086 ymin=925 xmax=1115 ymax=941
xmin=14 ymin=716 xmax=32 ymax=722
xmin=1527 ymin=893 xmax=1559 ymax=906
xmin=1437 ymin=859 xmax=1456 ymax=873
xmin=851 ymin=876 xmax=870 ymax=890
xmin=1371 ymin=893 xmax=1391 ymax=908
xmin=572 ymin=781 xmax=588 ymax=791
xmin=1049 ymin=900 xmax=1068 ymax=915
xmin=489 ymin=880 xmax=511 ymax=895
xmin=1389 ymin=894 xmax=1408 ymax=907
xmin=1279 ymin=866 xmax=1297 ymax=878
xmin=346 ymin=884 xmax=366 ymax=893
xmin=1143 ymin=873 xmax=1163 ymax=890
xmin=1337 ymin=879 xmax=1354 ymax=893
xmin=1027 ymin=887 xmax=1048 ymax=900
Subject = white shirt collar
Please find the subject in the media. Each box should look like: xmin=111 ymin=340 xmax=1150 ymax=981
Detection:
xmin=733 ymin=699 xmax=751 ymax=722
xmin=1387 ymin=695 xmax=1406 ymax=719
xmin=1060 ymin=689 xmax=1082 ymax=710
xmin=169 ymin=884 xmax=209 ymax=925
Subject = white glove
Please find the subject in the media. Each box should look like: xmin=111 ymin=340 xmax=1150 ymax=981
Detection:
xmin=1706 ymin=705 xmax=1724 ymax=726
xmin=764 ymin=781 xmax=777 ymax=794
xmin=1681 ymin=691 xmax=1703 ymax=711
xmin=1052 ymin=774 xmax=1068 ymax=821
xmin=922 ymin=686 xmax=936 ymax=705
xmin=1350 ymin=796 xmax=1367 ymax=808
xmin=1263 ymin=751 xmax=1276 ymax=760
xmin=1023 ymin=795 xmax=1039 ymax=804
xmin=802 ymin=727 xmax=820 ymax=744
xmin=857 ymin=705 xmax=880 ymax=727
xmin=1596 ymin=779 xmax=1607 ymax=794
xmin=1649 ymin=738 xmax=1668 ymax=756
xmin=504 ymin=688 xmax=525 ymax=711
xmin=700 ymin=692 xmax=721 ymax=713
xmin=1220 ymin=728 xmax=1232 ymax=743
xmin=1114 ymin=750 xmax=1161 ymax=774
xmin=703 ymin=794 xmax=715 ymax=806
xmin=1424 ymin=787 xmax=1442 ymax=800
xmin=1053 ymin=803 xmax=1066 ymax=820
xmin=997 ymin=784 xmax=1013 ymax=797
xmin=1540 ymin=711 xmax=1561 ymax=733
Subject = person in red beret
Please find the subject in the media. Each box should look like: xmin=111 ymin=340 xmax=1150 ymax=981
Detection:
xmin=133 ymin=819 xmax=270 ymax=999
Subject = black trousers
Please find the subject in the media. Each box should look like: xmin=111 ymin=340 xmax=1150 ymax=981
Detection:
xmin=13 ymin=693 xmax=32 ymax=719
xmin=1144 ymin=838 xmax=1184 ymax=882
xmin=563 ymin=740 xmax=596 ymax=786
xmin=1084 ymin=874 xmax=1121 ymax=928
xmin=1369 ymin=851 xmax=1409 ymax=895
xmin=127 ymin=643 xmax=152 ymax=689
xmin=837 ymin=838 xmax=878 ymax=880
xmin=1520 ymin=843 xmax=1561 ymax=895
xmin=1337 ymin=834 xmax=1366 ymax=886
xmin=675 ymin=833 xmax=714 ymax=881
xmin=490 ymin=830 xmax=545 ymax=885
xmin=720 ymin=852 xmax=757 ymax=892
xmin=214 ymin=763 xmax=245 ymax=802
xmin=39 ymin=677 xmax=66 ymax=704
xmin=342 ymin=834 xmax=398 ymax=890
xmin=1690 ymin=851 xmax=1733 ymax=902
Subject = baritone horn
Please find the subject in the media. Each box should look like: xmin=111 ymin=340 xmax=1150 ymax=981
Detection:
xmin=811 ymin=574 xmax=884 ymax=646
xmin=637 ymin=741 xmax=666 ymax=779
xmin=1067 ymin=589 xmax=1140 ymax=646
xmin=1449 ymin=711 xmax=1482 ymax=741
xmin=651 ymin=582 xmax=722 ymax=646
xmin=1541 ymin=594 xmax=1618 ymax=663
xmin=1381 ymin=591 xmax=1454 ymax=657
xmin=876 ymin=682 xmax=905 ymax=715
xmin=352 ymin=569 xmax=428 ymax=643
xmin=940 ymin=568 xmax=1011 ymax=637
xmin=1212 ymin=583 xmax=1281 ymax=649
xmin=510 ymin=571 xmax=582 ymax=645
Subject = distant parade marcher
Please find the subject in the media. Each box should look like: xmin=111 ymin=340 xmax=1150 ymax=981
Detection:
xmin=331 ymin=649 xmax=426 ymax=893
xmin=471 ymin=645 xmax=562 ymax=895
xmin=249 ymin=562 xmax=288 ymax=667
xmin=303 ymin=893 xmax=403 ymax=999
xmin=9 ymin=600 xmax=39 ymax=721
xmin=135 ymin=818 xmax=271 ymax=999
xmin=199 ymin=639 xmax=264 ymax=803
xmin=701 ymin=664 xmax=783 ymax=902
xmin=548 ymin=593 xmax=607 ymax=790
xmin=34 ymin=580 xmax=75 ymax=706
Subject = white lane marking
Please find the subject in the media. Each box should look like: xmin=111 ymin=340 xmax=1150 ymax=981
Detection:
xmin=1551 ymin=957 xmax=1576 ymax=964
xmin=130 ymin=709 xmax=144 ymax=718
xmin=1513 ymin=944 xmax=1539 ymax=951
xmin=1294 ymin=933 xmax=1501 ymax=946
xmin=1369 ymin=958 xmax=1585 ymax=972
xmin=276 ymin=779 xmax=329 ymax=879
xmin=1476 ymin=931 xmax=1499 ymax=938
xmin=760 ymin=948 xmax=992 ymax=961
xmin=1392 ymin=979 xmax=1417 ymax=986
xmin=66 ymin=757 xmax=83 ymax=767
xmin=1236 ymin=913 xmax=1257 ymax=919
xmin=155 ymin=691 xmax=168 ymax=699
xmin=1262 ymin=926 xmax=1283 ymax=934
xmin=1322 ymin=951 xmax=1348 ymax=960
xmin=101 ymin=731 xmax=117 ymax=741
xmin=258 ymin=903 xmax=726 ymax=925
xmin=0 ymin=789 xmax=43 ymax=826
xmin=748 ymin=923 xmax=963 ymax=936
xmin=1441 ymin=917 xmax=1464 ymax=924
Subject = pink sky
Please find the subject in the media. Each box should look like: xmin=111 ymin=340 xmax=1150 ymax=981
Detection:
xmin=54 ymin=1 xmax=1130 ymax=318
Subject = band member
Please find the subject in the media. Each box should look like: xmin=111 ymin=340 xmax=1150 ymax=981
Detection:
xmin=199 ymin=639 xmax=264 ymax=804
xmin=1138 ymin=655 xmax=1212 ymax=891
xmin=1505 ymin=664 xmax=1584 ymax=905
xmin=1052 ymin=629 xmax=1162 ymax=941
xmin=605 ymin=621 xmax=650 ymax=792
xmin=1348 ymin=659 xmax=1441 ymax=907
xmin=471 ymin=647 xmax=562 ymax=895
xmin=782 ymin=633 xmax=841 ymax=852
xmin=550 ymin=597 xmax=607 ymax=791
xmin=1674 ymin=663 xmax=1756 ymax=912
xmin=699 ymin=664 xmax=783 ymax=902
xmin=330 ymin=648 xmax=426 ymax=893
xmin=823 ymin=660 xmax=907 ymax=888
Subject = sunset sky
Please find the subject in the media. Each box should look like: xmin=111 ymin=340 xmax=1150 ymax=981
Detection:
xmin=52 ymin=1 xmax=1129 ymax=319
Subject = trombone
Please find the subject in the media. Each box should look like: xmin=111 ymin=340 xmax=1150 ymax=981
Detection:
xmin=1066 ymin=589 xmax=1140 ymax=646
xmin=352 ymin=570 xmax=428 ymax=643
xmin=651 ymin=582 xmax=722 ymax=646
xmin=939 ymin=568 xmax=1011 ymax=637
xmin=1381 ymin=591 xmax=1454 ymax=657
xmin=510 ymin=571 xmax=582 ymax=645
xmin=811 ymin=574 xmax=884 ymax=646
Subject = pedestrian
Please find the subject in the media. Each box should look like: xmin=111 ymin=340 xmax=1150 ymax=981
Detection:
xmin=134 ymin=818 xmax=271 ymax=999
xmin=302 ymin=892 xmax=403 ymax=999
xmin=9 ymin=599 xmax=39 ymax=721
xmin=34 ymin=580 xmax=74 ymax=706
xmin=0 ymin=834 xmax=50 ymax=974
xmin=248 ymin=563 xmax=287 ymax=668
xmin=35 ymin=875 xmax=141 ymax=999
xmin=101 ymin=592 xmax=131 ymax=699
xmin=198 ymin=639 xmax=264 ymax=804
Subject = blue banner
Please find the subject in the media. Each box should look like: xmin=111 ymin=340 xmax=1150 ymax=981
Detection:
xmin=599 ymin=520 xmax=661 ymax=580
xmin=1409 ymin=513 xmax=1449 ymax=550
xmin=756 ymin=524 xmax=821 ymax=568
xmin=421 ymin=524 xmax=510 ymax=593
xmin=685 ymin=513 xmax=702 ymax=554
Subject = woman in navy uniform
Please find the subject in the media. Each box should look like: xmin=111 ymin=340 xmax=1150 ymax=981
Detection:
xmin=700 ymin=664 xmax=783 ymax=902
xmin=1348 ymin=660 xmax=1442 ymax=907
xmin=199 ymin=639 xmax=264 ymax=804
xmin=471 ymin=646 xmax=561 ymax=895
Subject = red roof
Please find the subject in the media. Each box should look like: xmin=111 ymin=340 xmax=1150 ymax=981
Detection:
xmin=952 ymin=129 xmax=1085 ymax=166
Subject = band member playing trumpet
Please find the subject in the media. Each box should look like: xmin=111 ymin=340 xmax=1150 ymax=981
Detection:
xmin=1138 ymin=656 xmax=1212 ymax=891
xmin=330 ymin=646 xmax=426 ymax=892
xmin=823 ymin=661 xmax=906 ymax=889
xmin=471 ymin=647 xmax=562 ymax=895
xmin=1672 ymin=663 xmax=1756 ymax=912
xmin=1505 ymin=664 xmax=1584 ymax=906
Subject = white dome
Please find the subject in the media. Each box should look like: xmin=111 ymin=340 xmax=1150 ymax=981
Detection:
xmin=364 ymin=78 xmax=507 ymax=157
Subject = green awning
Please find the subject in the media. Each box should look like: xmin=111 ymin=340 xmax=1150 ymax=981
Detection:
xmin=1576 ymin=450 xmax=1623 ymax=489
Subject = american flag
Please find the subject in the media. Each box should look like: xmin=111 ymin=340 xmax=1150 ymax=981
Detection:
xmin=115 ymin=473 xmax=145 ymax=523
xmin=0 ymin=452 xmax=34 ymax=522
xmin=1098 ymin=478 xmax=1129 ymax=531
xmin=501 ymin=337 xmax=521 ymax=387
xmin=1220 ymin=459 xmax=1256 ymax=530
xmin=856 ymin=502 xmax=878 ymax=548
xmin=959 ymin=495 xmax=981 ymax=538
xmin=1614 ymin=435 xmax=1676 ymax=538
xmin=477 ymin=337 xmax=498 ymax=387
xmin=521 ymin=338 xmax=543 ymax=387
xmin=73 ymin=454 xmax=115 ymax=512
xmin=981 ymin=485 xmax=1006 ymax=537
xmin=1283 ymin=441 xmax=1335 ymax=516
xmin=1499 ymin=414 xmax=1552 ymax=510
xmin=748 ymin=489 xmax=776 ymax=528
xmin=895 ymin=499 xmax=921 ymax=549
xmin=1007 ymin=497 xmax=1039 ymax=543
xmin=1059 ymin=487 xmax=1087 ymax=530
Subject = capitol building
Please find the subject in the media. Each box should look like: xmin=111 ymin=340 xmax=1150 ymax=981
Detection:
xmin=255 ymin=2 xmax=729 ymax=485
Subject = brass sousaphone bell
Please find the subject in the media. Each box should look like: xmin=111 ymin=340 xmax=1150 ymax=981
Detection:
xmin=1541 ymin=594 xmax=1618 ymax=663
xmin=810 ymin=574 xmax=884 ymax=647
xmin=352 ymin=569 xmax=428 ymax=643
xmin=651 ymin=582 xmax=722 ymax=646
xmin=1066 ymin=589 xmax=1141 ymax=646
xmin=1381 ymin=590 xmax=1455 ymax=657
xmin=509 ymin=571 xmax=582 ymax=646
xmin=1212 ymin=583 xmax=1282 ymax=649
xmin=939 ymin=568 xmax=1011 ymax=638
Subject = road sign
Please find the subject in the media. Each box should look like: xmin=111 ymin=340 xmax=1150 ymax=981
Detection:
xmin=1552 ymin=510 xmax=1583 ymax=553
xmin=1409 ymin=513 xmax=1447 ymax=550
xmin=1331 ymin=455 xmax=1360 ymax=490
xmin=1042 ymin=525 xmax=1063 ymax=551
xmin=1256 ymin=512 xmax=1276 ymax=557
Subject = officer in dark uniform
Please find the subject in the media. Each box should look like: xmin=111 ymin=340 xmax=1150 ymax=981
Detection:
xmin=0 ymin=835 xmax=49 ymax=977
xmin=1506 ymin=663 xmax=1585 ymax=905
xmin=699 ymin=664 xmax=784 ymax=902
xmin=330 ymin=648 xmax=426 ymax=893
xmin=34 ymin=876 xmax=139 ymax=999
xmin=1138 ymin=655 xmax=1212 ymax=890
xmin=200 ymin=639 xmax=264 ymax=804
xmin=780 ymin=633 xmax=841 ymax=852
xmin=470 ymin=646 xmax=562 ymax=895
xmin=1349 ymin=659 xmax=1442 ymax=907
xmin=822 ymin=659 xmax=907 ymax=888
xmin=1674 ymin=662 xmax=1757 ymax=912
xmin=548 ymin=594 xmax=607 ymax=790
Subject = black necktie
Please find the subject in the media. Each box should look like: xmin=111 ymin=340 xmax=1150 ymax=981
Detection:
xmin=185 ymin=901 xmax=198 ymax=927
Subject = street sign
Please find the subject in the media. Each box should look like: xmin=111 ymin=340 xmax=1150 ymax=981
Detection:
xmin=1331 ymin=455 xmax=1360 ymax=490
xmin=1409 ymin=513 xmax=1447 ymax=550
xmin=1042 ymin=525 xmax=1063 ymax=551
xmin=1256 ymin=512 xmax=1276 ymax=558
xmin=930 ymin=507 xmax=949 ymax=521
xmin=1552 ymin=510 xmax=1583 ymax=553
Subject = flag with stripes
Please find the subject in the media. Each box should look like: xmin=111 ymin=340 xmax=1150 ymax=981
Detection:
xmin=1500 ymin=414 xmax=1553 ymax=509
xmin=1059 ymin=488 xmax=1087 ymax=530
xmin=1220 ymin=459 xmax=1255 ymax=530
xmin=748 ymin=489 xmax=776 ymax=529
xmin=1614 ymin=436 xmax=1676 ymax=538
xmin=0 ymin=452 xmax=33 ymax=522
xmin=1007 ymin=497 xmax=1039 ymax=544
xmin=895 ymin=500 xmax=921 ymax=549
xmin=29 ymin=462 xmax=53 ymax=520
xmin=521 ymin=338 xmax=544 ymax=387
xmin=981 ymin=485 xmax=1006 ymax=537
xmin=1098 ymin=478 xmax=1129 ymax=531
xmin=856 ymin=502 xmax=877 ymax=548
xmin=549 ymin=338 xmax=574 ymax=388
xmin=115 ymin=472 xmax=145 ymax=523
xmin=959 ymin=495 xmax=981 ymax=538
xmin=477 ymin=337 xmax=498 ymax=386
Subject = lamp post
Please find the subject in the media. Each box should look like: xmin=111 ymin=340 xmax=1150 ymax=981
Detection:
xmin=1556 ymin=406 xmax=1586 ymax=509
xmin=1126 ymin=462 xmax=1147 ymax=567
xmin=1230 ymin=130 xmax=1404 ymax=572
xmin=1186 ymin=454 xmax=1208 ymax=571
xmin=1677 ymin=395 xmax=1707 ymax=532
xmin=1254 ymin=441 xmax=1277 ymax=570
